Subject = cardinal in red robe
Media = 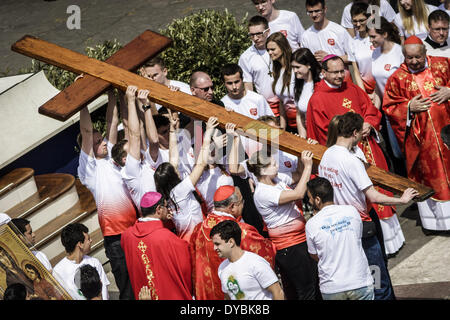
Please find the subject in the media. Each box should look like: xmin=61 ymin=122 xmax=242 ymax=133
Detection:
xmin=306 ymin=55 xmax=394 ymax=221
xmin=121 ymin=192 xmax=192 ymax=300
xmin=383 ymin=36 xmax=450 ymax=230
xmin=189 ymin=185 xmax=276 ymax=300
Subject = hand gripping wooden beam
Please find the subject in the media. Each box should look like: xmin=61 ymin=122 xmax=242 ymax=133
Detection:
xmin=11 ymin=34 xmax=435 ymax=201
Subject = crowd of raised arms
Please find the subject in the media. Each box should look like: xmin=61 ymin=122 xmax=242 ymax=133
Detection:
xmin=3 ymin=0 xmax=449 ymax=301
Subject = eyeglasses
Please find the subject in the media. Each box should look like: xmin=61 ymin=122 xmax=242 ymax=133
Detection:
xmin=306 ymin=9 xmax=323 ymax=16
xmin=194 ymin=85 xmax=213 ymax=92
xmin=248 ymin=28 xmax=269 ymax=38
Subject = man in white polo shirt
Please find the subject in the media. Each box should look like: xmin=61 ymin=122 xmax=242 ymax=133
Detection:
xmin=301 ymin=0 xmax=355 ymax=67
xmin=221 ymin=63 xmax=274 ymax=120
xmin=305 ymin=177 xmax=374 ymax=300
xmin=251 ymin=0 xmax=305 ymax=51
xmin=239 ymin=15 xmax=280 ymax=118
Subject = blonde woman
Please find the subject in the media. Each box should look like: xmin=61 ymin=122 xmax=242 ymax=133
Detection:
xmin=394 ymin=0 xmax=438 ymax=41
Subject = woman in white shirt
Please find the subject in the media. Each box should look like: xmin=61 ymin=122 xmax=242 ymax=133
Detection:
xmin=266 ymin=32 xmax=297 ymax=133
xmin=394 ymin=0 xmax=438 ymax=41
xmin=246 ymin=148 xmax=320 ymax=300
xmin=153 ymin=116 xmax=218 ymax=242
xmin=290 ymin=48 xmax=322 ymax=138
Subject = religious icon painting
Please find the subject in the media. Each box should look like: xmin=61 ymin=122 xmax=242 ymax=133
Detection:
xmin=0 ymin=224 xmax=71 ymax=300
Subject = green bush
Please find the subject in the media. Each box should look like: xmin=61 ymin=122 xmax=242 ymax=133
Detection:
xmin=159 ymin=9 xmax=251 ymax=98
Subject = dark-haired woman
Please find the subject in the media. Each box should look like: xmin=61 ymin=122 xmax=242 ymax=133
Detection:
xmin=154 ymin=117 xmax=218 ymax=243
xmin=291 ymin=48 xmax=322 ymax=138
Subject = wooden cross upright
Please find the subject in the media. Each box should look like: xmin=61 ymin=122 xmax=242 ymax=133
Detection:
xmin=11 ymin=34 xmax=435 ymax=201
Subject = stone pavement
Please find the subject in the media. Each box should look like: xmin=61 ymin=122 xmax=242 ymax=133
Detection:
xmin=1 ymin=0 xmax=449 ymax=300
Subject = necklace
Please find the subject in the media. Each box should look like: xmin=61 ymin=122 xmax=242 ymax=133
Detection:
xmin=255 ymin=46 xmax=273 ymax=77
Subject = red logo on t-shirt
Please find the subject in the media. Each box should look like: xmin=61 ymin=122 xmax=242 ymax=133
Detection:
xmin=384 ymin=64 xmax=391 ymax=71
xmin=328 ymin=38 xmax=335 ymax=46
xmin=284 ymin=161 xmax=292 ymax=168
xmin=279 ymin=30 xmax=288 ymax=37
xmin=250 ymin=108 xmax=258 ymax=116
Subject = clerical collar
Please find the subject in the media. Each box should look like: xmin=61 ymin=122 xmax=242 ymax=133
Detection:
xmin=138 ymin=217 xmax=160 ymax=222
xmin=212 ymin=209 xmax=235 ymax=219
xmin=324 ymin=79 xmax=340 ymax=89
xmin=424 ymin=36 xmax=448 ymax=49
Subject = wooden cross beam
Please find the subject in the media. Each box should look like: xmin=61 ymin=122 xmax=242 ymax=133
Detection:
xmin=11 ymin=35 xmax=435 ymax=201
xmin=37 ymin=30 xmax=172 ymax=121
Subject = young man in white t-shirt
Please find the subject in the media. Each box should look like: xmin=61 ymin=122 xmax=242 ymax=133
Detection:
xmin=211 ymin=220 xmax=284 ymax=300
xmin=318 ymin=112 xmax=419 ymax=300
xmin=239 ymin=15 xmax=279 ymax=116
xmin=221 ymin=64 xmax=274 ymax=120
xmin=305 ymin=177 xmax=374 ymax=300
xmin=77 ymin=89 xmax=136 ymax=300
xmin=251 ymin=0 xmax=305 ymax=51
xmin=301 ymin=0 xmax=355 ymax=65
xmin=52 ymin=223 xmax=110 ymax=300
xmin=139 ymin=57 xmax=192 ymax=111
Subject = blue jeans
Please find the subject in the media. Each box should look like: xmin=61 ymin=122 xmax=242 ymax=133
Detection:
xmin=322 ymin=285 xmax=374 ymax=300
xmin=362 ymin=235 xmax=395 ymax=300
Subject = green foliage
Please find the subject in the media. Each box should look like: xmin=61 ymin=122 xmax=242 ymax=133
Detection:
xmin=159 ymin=9 xmax=251 ymax=98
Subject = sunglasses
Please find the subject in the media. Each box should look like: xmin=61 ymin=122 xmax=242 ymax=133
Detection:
xmin=195 ymin=85 xmax=214 ymax=92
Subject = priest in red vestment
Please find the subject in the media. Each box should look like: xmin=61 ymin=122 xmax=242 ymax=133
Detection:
xmin=306 ymin=55 xmax=395 ymax=222
xmin=189 ymin=185 xmax=276 ymax=300
xmin=121 ymin=192 xmax=192 ymax=300
xmin=383 ymin=36 xmax=450 ymax=230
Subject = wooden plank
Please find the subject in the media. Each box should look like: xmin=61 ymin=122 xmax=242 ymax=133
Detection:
xmin=37 ymin=30 xmax=172 ymax=121
xmin=11 ymin=35 xmax=435 ymax=201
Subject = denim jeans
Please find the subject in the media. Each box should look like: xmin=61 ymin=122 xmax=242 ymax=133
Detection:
xmin=322 ymin=285 xmax=374 ymax=300
xmin=362 ymin=235 xmax=395 ymax=300
xmin=104 ymin=234 xmax=135 ymax=300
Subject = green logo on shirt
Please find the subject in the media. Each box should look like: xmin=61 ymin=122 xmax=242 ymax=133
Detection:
xmin=227 ymin=275 xmax=245 ymax=300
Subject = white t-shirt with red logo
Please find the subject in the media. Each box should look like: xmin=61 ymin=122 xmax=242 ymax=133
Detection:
xmin=318 ymin=145 xmax=373 ymax=221
xmin=221 ymin=90 xmax=274 ymax=120
xmin=196 ymin=167 xmax=234 ymax=212
xmin=300 ymin=21 xmax=355 ymax=62
xmin=371 ymin=43 xmax=404 ymax=96
xmin=269 ymin=10 xmax=305 ymax=51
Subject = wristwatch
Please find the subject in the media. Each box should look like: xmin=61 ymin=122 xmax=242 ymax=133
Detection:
xmin=142 ymin=105 xmax=152 ymax=112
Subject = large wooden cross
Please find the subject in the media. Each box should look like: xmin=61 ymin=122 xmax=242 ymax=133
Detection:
xmin=11 ymin=34 xmax=435 ymax=201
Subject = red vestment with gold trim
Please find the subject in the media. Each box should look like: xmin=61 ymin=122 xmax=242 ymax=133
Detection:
xmin=121 ymin=219 xmax=193 ymax=300
xmin=306 ymin=79 xmax=394 ymax=219
xmin=382 ymin=56 xmax=450 ymax=200
xmin=189 ymin=212 xmax=276 ymax=300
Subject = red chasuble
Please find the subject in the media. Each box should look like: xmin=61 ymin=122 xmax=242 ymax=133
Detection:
xmin=189 ymin=212 xmax=276 ymax=300
xmin=306 ymin=79 xmax=395 ymax=219
xmin=121 ymin=219 xmax=193 ymax=300
xmin=383 ymin=56 xmax=450 ymax=200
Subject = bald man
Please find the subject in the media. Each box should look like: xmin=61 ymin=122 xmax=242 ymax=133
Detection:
xmin=189 ymin=71 xmax=225 ymax=107
xmin=383 ymin=35 xmax=450 ymax=231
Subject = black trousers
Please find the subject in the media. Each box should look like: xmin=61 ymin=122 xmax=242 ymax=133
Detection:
xmin=275 ymin=241 xmax=321 ymax=300
xmin=104 ymin=234 xmax=135 ymax=300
